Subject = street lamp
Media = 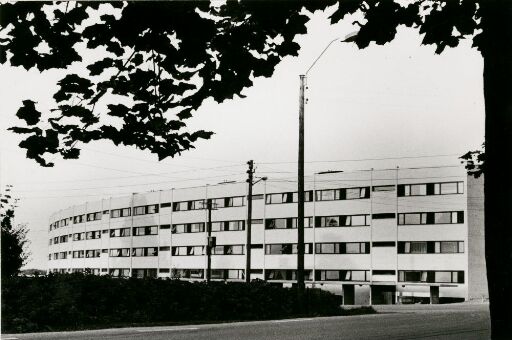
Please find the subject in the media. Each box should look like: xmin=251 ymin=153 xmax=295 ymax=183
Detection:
xmin=296 ymin=31 xmax=358 ymax=308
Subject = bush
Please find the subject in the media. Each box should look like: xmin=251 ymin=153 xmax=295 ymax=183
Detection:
xmin=1 ymin=274 xmax=373 ymax=333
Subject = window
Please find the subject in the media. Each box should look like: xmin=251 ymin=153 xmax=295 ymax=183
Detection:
xmin=251 ymin=194 xmax=264 ymax=200
xmin=398 ymin=181 xmax=464 ymax=196
xmin=315 ymin=242 xmax=369 ymax=254
xmin=398 ymin=211 xmax=464 ymax=225
xmin=159 ymin=268 xmax=170 ymax=273
xmin=172 ymin=202 xmax=188 ymax=211
xmin=73 ymin=215 xmax=85 ymax=224
xmin=372 ymin=270 xmax=395 ymax=275
xmin=315 ymin=189 xmax=338 ymax=201
xmin=109 ymin=268 xmax=130 ymax=277
xmin=315 ymin=187 xmax=370 ymax=201
xmin=160 ymin=202 xmax=172 ymax=208
xmin=398 ymin=270 xmax=464 ymax=283
xmin=189 ymin=246 xmax=204 ymax=256
xmin=266 ymin=270 xmax=313 ymax=281
xmin=109 ymin=248 xmax=130 ymax=257
xmin=265 ymin=243 xmax=312 ymax=255
xmin=86 ymin=230 xmax=101 ymax=240
xmin=212 ymin=245 xmax=245 ymax=255
xmin=59 ymin=235 xmax=69 ymax=243
xmin=190 ymin=223 xmax=204 ymax=233
xmin=160 ymin=224 xmax=171 ymax=230
xmin=346 ymin=187 xmax=369 ymax=200
xmin=73 ymin=232 xmax=85 ymax=241
xmin=399 ymin=241 xmax=464 ymax=254
xmin=316 ymin=215 xmax=369 ymax=227
xmin=372 ymin=213 xmax=396 ymax=219
xmin=134 ymin=206 xmax=145 ymax=215
xmin=211 ymin=220 xmax=245 ymax=232
xmin=172 ymin=246 xmax=204 ymax=256
xmin=189 ymin=200 xmax=205 ymax=210
xmin=159 ymin=246 xmax=170 ymax=251
xmin=86 ymin=212 xmax=102 ymax=222
xmin=132 ymin=226 xmax=158 ymax=236
xmin=372 ymin=185 xmax=395 ymax=192
xmin=132 ymin=247 xmax=158 ymax=257
xmin=133 ymin=204 xmax=159 ymax=216
xmin=85 ymin=249 xmax=101 ymax=258
xmin=73 ymin=250 xmax=85 ymax=258
xmin=210 ymin=269 xmax=244 ymax=280
xmin=110 ymin=228 xmax=130 ymax=237
xmin=315 ymin=270 xmax=370 ymax=282
xmin=251 ymin=219 xmax=263 ymax=224
xmin=226 ymin=196 xmax=245 ymax=207
xmin=111 ymin=208 xmax=131 ymax=218
xmin=372 ymin=241 xmax=396 ymax=247
xmin=265 ymin=217 xmax=313 ymax=229
xmin=172 ymin=246 xmax=188 ymax=256
xmin=348 ymin=242 xmax=367 ymax=253
xmin=408 ymin=241 xmax=427 ymax=253
xmin=265 ymin=191 xmax=313 ymax=204
xmin=131 ymin=269 xmax=157 ymax=278
xmin=315 ymin=243 xmax=338 ymax=254
xmin=171 ymin=269 xmax=204 ymax=279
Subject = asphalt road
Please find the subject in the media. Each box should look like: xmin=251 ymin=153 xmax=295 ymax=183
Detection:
xmin=2 ymin=303 xmax=490 ymax=340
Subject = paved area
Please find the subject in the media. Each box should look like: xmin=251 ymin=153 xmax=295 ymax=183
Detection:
xmin=2 ymin=303 xmax=490 ymax=340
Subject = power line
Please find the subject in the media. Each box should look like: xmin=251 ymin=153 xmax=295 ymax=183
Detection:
xmin=15 ymin=172 xmax=247 ymax=195
xmin=258 ymin=153 xmax=463 ymax=165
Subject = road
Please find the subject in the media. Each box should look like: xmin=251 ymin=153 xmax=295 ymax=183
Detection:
xmin=2 ymin=303 xmax=490 ymax=340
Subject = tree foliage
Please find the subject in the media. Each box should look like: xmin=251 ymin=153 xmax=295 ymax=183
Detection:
xmin=0 ymin=1 xmax=335 ymax=166
xmin=1 ymin=186 xmax=30 ymax=279
xmin=460 ymin=143 xmax=485 ymax=178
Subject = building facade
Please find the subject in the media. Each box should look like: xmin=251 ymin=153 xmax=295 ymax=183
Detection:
xmin=47 ymin=166 xmax=487 ymax=304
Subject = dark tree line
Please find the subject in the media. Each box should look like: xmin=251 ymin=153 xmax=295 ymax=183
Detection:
xmin=1 ymin=1 xmax=511 ymax=337
xmin=1 ymin=186 xmax=30 ymax=279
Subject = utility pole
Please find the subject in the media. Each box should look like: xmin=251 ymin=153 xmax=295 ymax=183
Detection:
xmin=297 ymin=75 xmax=306 ymax=310
xmin=246 ymin=160 xmax=254 ymax=283
xmin=296 ymin=31 xmax=358 ymax=313
xmin=205 ymin=198 xmax=215 ymax=283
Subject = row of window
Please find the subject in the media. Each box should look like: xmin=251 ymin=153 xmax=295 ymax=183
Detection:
xmin=50 ymin=205 xmax=161 ymax=230
xmin=172 ymin=245 xmax=245 ymax=256
xmin=171 ymin=196 xmax=245 ymax=212
xmin=110 ymin=247 xmax=159 ymax=257
xmin=50 ymin=210 xmax=465 ymax=240
xmin=398 ymin=211 xmax=464 ymax=225
xmin=398 ymin=241 xmax=464 ymax=254
xmin=51 ymin=240 xmax=465 ymax=260
xmin=398 ymin=182 xmax=464 ymax=197
xmin=398 ymin=270 xmax=464 ymax=284
xmin=47 ymin=267 xmax=465 ymax=284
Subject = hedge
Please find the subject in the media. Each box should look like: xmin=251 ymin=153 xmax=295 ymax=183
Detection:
xmin=1 ymin=274 xmax=373 ymax=333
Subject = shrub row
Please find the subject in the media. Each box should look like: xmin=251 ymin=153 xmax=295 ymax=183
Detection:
xmin=1 ymin=274 xmax=371 ymax=333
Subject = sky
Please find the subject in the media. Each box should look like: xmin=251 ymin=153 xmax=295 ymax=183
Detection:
xmin=0 ymin=5 xmax=484 ymax=270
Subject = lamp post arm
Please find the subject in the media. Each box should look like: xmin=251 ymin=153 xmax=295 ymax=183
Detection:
xmin=305 ymin=37 xmax=340 ymax=76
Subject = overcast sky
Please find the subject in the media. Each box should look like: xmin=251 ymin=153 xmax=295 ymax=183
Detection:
xmin=0 ymin=6 xmax=484 ymax=270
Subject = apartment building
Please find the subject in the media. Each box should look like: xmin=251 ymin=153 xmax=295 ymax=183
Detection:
xmin=47 ymin=165 xmax=487 ymax=304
